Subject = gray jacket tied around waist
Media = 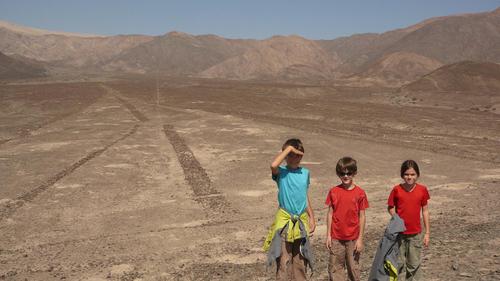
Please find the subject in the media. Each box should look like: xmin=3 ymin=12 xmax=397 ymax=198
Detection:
xmin=368 ymin=214 xmax=406 ymax=281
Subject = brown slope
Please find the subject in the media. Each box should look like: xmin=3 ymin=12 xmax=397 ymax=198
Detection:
xmin=316 ymin=17 xmax=444 ymax=75
xmin=319 ymin=7 xmax=500 ymax=76
xmin=199 ymin=35 xmax=340 ymax=80
xmin=0 ymin=51 xmax=46 ymax=79
xmin=102 ymin=31 xmax=257 ymax=74
xmin=401 ymin=61 xmax=500 ymax=93
xmin=317 ymin=31 xmax=409 ymax=76
xmin=0 ymin=21 xmax=154 ymax=67
xmin=0 ymin=20 xmax=102 ymax=37
xmin=349 ymin=52 xmax=443 ymax=86
xmin=380 ymin=8 xmax=500 ymax=64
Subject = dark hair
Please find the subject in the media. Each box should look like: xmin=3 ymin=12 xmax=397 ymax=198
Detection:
xmin=336 ymin=157 xmax=357 ymax=176
xmin=282 ymin=138 xmax=304 ymax=153
xmin=400 ymin=160 xmax=420 ymax=178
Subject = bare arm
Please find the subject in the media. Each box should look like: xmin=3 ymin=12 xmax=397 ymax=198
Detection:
xmin=306 ymin=192 xmax=316 ymax=234
xmin=354 ymin=209 xmax=366 ymax=253
xmin=422 ymin=204 xmax=430 ymax=247
xmin=388 ymin=206 xmax=396 ymax=216
xmin=326 ymin=206 xmax=333 ymax=249
xmin=270 ymin=146 xmax=303 ymax=175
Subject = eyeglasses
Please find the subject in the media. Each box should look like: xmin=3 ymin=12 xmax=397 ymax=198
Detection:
xmin=339 ymin=172 xmax=353 ymax=177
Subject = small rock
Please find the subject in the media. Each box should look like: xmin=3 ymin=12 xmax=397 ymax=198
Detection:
xmin=451 ymin=261 xmax=459 ymax=271
xmin=108 ymin=264 xmax=134 ymax=278
xmin=459 ymin=272 xmax=472 ymax=278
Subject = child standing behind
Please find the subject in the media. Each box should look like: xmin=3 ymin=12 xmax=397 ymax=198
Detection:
xmin=325 ymin=157 xmax=369 ymax=281
xmin=264 ymin=138 xmax=316 ymax=281
xmin=388 ymin=160 xmax=430 ymax=281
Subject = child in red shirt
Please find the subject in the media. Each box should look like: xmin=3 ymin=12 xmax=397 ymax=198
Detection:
xmin=388 ymin=160 xmax=430 ymax=281
xmin=325 ymin=157 xmax=369 ymax=281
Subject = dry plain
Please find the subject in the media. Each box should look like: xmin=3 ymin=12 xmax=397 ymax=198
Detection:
xmin=0 ymin=76 xmax=499 ymax=280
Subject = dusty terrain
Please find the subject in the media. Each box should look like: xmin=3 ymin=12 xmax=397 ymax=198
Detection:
xmin=0 ymin=76 xmax=499 ymax=281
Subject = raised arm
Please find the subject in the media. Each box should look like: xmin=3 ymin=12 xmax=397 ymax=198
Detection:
xmin=270 ymin=145 xmax=303 ymax=175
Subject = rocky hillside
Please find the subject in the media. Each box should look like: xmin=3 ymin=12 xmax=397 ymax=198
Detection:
xmin=318 ymin=7 xmax=500 ymax=78
xmin=101 ymin=32 xmax=256 ymax=75
xmin=348 ymin=52 xmax=443 ymax=86
xmin=401 ymin=61 xmax=500 ymax=93
xmin=0 ymin=51 xmax=46 ymax=79
xmin=199 ymin=35 xmax=340 ymax=80
xmin=0 ymin=21 xmax=153 ymax=67
xmin=1 ymin=7 xmax=499 ymax=83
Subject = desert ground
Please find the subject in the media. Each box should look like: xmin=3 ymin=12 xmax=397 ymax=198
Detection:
xmin=0 ymin=76 xmax=499 ymax=281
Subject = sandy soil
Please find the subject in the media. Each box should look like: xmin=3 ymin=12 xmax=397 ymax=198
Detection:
xmin=0 ymin=76 xmax=499 ymax=280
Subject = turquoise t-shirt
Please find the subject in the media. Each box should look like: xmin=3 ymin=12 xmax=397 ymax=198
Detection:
xmin=272 ymin=166 xmax=310 ymax=215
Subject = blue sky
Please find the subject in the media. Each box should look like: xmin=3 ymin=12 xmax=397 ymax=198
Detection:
xmin=1 ymin=1 xmax=499 ymax=39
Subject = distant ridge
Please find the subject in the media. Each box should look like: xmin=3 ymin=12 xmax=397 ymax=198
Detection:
xmin=0 ymin=51 xmax=46 ymax=79
xmin=101 ymin=31 xmax=256 ymax=74
xmin=1 ymin=7 xmax=499 ymax=83
xmin=0 ymin=20 xmax=104 ymax=37
xmin=0 ymin=20 xmax=154 ymax=67
xmin=318 ymin=7 xmax=500 ymax=78
xmin=401 ymin=61 xmax=500 ymax=93
xmin=199 ymin=35 xmax=340 ymax=80
xmin=348 ymin=52 xmax=443 ymax=86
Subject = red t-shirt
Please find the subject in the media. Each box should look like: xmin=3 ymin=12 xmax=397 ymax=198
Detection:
xmin=387 ymin=183 xmax=430 ymax=234
xmin=325 ymin=185 xmax=369 ymax=240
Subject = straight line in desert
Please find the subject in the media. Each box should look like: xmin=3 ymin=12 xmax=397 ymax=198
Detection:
xmin=104 ymin=84 xmax=498 ymax=164
xmin=0 ymin=124 xmax=140 ymax=221
xmin=0 ymin=103 xmax=99 ymax=147
xmin=99 ymin=85 xmax=231 ymax=215
xmin=162 ymin=124 xmax=231 ymax=215
xmin=100 ymin=84 xmax=149 ymax=122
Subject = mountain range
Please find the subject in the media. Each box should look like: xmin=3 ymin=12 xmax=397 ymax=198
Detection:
xmin=1 ymin=7 xmax=499 ymax=85
xmin=401 ymin=61 xmax=500 ymax=94
xmin=0 ymin=50 xmax=46 ymax=79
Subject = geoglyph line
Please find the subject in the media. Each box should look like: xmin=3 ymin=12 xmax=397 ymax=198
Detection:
xmin=0 ymin=124 xmax=140 ymax=221
xmin=162 ymin=124 xmax=230 ymax=214
xmin=100 ymin=84 xmax=149 ymax=122
xmin=113 ymin=95 xmax=149 ymax=122
xmin=0 ymin=108 xmax=94 ymax=147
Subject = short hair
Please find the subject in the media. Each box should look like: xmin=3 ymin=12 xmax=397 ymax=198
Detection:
xmin=400 ymin=160 xmax=420 ymax=178
xmin=336 ymin=157 xmax=357 ymax=176
xmin=282 ymin=138 xmax=304 ymax=153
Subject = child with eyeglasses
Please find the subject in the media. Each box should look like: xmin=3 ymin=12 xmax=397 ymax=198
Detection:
xmin=387 ymin=160 xmax=430 ymax=281
xmin=325 ymin=157 xmax=369 ymax=281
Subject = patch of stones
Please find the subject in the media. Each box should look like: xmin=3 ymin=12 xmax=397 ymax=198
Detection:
xmin=162 ymin=124 xmax=230 ymax=214
xmin=0 ymin=124 xmax=140 ymax=221
xmin=100 ymin=85 xmax=149 ymax=122
xmin=113 ymin=95 xmax=149 ymax=123
xmin=0 ymin=111 xmax=86 ymax=146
